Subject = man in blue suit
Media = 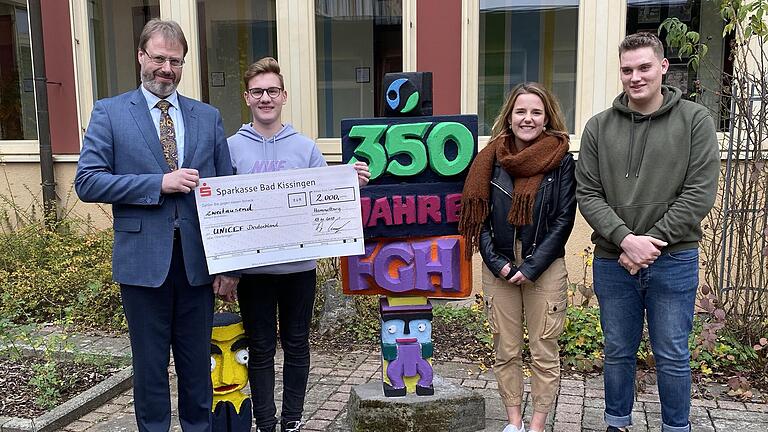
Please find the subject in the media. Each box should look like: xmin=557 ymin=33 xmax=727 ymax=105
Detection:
xmin=75 ymin=19 xmax=238 ymax=431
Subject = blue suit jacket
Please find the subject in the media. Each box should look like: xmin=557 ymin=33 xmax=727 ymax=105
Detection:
xmin=75 ymin=88 xmax=234 ymax=287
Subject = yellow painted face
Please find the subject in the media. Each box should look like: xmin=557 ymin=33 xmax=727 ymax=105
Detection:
xmin=211 ymin=321 xmax=249 ymax=396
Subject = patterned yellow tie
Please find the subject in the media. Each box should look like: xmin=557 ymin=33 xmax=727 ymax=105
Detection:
xmin=156 ymin=100 xmax=178 ymax=171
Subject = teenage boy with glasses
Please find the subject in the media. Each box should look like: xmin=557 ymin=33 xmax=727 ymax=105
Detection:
xmin=225 ymin=57 xmax=370 ymax=432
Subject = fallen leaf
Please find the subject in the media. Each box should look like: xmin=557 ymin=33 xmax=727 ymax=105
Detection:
xmin=714 ymin=309 xmax=726 ymax=320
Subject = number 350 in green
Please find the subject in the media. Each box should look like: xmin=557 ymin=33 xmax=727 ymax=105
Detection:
xmin=347 ymin=122 xmax=474 ymax=181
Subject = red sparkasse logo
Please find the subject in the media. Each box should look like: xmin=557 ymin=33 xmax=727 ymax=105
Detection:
xmin=199 ymin=183 xmax=212 ymax=197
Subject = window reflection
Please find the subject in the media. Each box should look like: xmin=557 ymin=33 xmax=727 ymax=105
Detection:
xmin=479 ymin=0 xmax=579 ymax=135
xmin=0 ymin=0 xmax=36 ymax=140
xmin=198 ymin=0 xmax=277 ymax=136
xmin=88 ymin=0 xmax=159 ymax=100
xmin=315 ymin=0 xmax=403 ymax=138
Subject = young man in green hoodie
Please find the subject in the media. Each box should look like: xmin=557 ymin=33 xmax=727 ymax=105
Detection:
xmin=575 ymin=33 xmax=720 ymax=432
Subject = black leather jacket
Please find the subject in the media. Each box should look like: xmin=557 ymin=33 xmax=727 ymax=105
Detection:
xmin=479 ymin=154 xmax=576 ymax=281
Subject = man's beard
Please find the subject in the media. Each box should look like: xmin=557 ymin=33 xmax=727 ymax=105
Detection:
xmin=141 ymin=69 xmax=178 ymax=97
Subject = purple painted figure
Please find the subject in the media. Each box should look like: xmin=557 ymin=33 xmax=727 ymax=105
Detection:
xmin=380 ymin=297 xmax=434 ymax=397
xmin=387 ymin=342 xmax=433 ymax=390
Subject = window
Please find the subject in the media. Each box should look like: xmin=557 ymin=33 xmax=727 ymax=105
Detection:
xmin=0 ymin=0 xmax=36 ymax=140
xmin=627 ymin=0 xmax=733 ymax=129
xmin=198 ymin=0 xmax=277 ymax=136
xmin=88 ymin=0 xmax=160 ymax=100
xmin=478 ymin=0 xmax=579 ymax=135
xmin=315 ymin=0 xmax=403 ymax=138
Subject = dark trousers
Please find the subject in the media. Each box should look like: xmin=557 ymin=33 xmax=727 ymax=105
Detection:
xmin=237 ymin=270 xmax=316 ymax=429
xmin=121 ymin=236 xmax=214 ymax=432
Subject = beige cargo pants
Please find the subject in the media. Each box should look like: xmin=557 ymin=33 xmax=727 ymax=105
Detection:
xmin=482 ymin=241 xmax=568 ymax=413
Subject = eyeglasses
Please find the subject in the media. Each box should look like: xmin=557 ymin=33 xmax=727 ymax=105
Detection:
xmin=142 ymin=50 xmax=185 ymax=68
xmin=247 ymin=87 xmax=283 ymax=99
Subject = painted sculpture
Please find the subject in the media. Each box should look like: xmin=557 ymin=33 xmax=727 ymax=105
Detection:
xmin=341 ymin=72 xmax=478 ymax=397
xmin=380 ymin=297 xmax=434 ymax=396
xmin=211 ymin=312 xmax=252 ymax=431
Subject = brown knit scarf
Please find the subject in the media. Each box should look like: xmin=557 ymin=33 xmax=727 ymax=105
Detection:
xmin=458 ymin=133 xmax=569 ymax=258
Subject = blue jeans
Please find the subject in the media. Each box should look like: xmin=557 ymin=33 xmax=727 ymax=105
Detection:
xmin=594 ymin=248 xmax=698 ymax=432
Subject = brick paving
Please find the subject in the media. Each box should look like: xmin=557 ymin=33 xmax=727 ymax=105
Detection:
xmin=50 ymin=335 xmax=767 ymax=432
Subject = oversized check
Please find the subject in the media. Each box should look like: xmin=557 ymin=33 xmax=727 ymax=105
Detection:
xmin=195 ymin=165 xmax=365 ymax=274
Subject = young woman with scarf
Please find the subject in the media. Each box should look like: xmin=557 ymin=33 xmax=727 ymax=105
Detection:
xmin=459 ymin=82 xmax=576 ymax=432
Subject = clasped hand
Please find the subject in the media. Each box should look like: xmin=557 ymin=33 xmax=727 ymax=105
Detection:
xmin=500 ymin=264 xmax=530 ymax=285
xmin=618 ymin=234 xmax=668 ymax=275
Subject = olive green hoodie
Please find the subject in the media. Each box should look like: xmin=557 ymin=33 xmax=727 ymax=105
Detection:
xmin=575 ymin=85 xmax=720 ymax=258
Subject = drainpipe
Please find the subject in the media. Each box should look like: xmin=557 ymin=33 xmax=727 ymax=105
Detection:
xmin=27 ymin=0 xmax=57 ymax=225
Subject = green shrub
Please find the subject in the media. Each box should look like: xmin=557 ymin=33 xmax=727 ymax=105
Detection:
xmin=689 ymin=317 xmax=760 ymax=375
xmin=557 ymin=304 xmax=763 ymax=376
xmin=0 ymin=219 xmax=124 ymax=330
xmin=560 ymin=306 xmax=604 ymax=371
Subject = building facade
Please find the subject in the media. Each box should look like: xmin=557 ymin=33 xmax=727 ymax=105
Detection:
xmin=0 ymin=0 xmax=736 ymax=277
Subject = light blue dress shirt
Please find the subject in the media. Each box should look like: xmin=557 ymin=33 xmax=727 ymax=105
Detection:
xmin=140 ymin=85 xmax=186 ymax=168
